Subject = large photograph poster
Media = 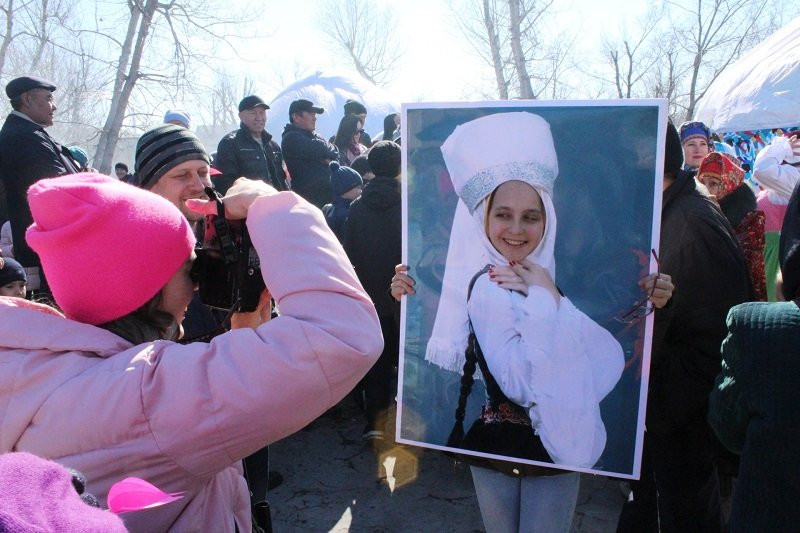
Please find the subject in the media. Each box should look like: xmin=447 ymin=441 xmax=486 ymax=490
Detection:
xmin=396 ymin=100 xmax=666 ymax=479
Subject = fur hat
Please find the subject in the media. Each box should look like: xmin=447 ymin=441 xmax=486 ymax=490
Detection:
xmin=134 ymin=124 xmax=210 ymax=188
xmin=367 ymin=141 xmax=401 ymax=180
xmin=329 ymin=161 xmax=363 ymax=197
xmin=26 ymin=173 xmax=195 ymax=325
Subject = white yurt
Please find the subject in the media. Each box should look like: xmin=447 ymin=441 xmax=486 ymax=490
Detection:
xmin=693 ymin=16 xmax=800 ymax=132
xmin=269 ymin=71 xmax=400 ymax=142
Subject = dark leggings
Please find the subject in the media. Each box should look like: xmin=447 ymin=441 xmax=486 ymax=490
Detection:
xmin=364 ymin=313 xmax=399 ymax=429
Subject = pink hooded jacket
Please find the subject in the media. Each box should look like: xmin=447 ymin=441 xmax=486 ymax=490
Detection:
xmin=0 ymin=192 xmax=383 ymax=532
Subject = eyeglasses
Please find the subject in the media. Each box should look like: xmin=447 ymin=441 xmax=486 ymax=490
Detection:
xmin=614 ymin=249 xmax=660 ymax=324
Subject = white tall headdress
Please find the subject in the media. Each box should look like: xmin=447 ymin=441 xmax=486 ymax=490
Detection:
xmin=425 ymin=111 xmax=560 ymax=372
xmin=441 ymin=112 xmax=558 ymax=212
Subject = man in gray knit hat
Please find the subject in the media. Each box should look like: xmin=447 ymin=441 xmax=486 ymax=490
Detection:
xmin=133 ymin=123 xmax=283 ymax=524
xmin=134 ymin=124 xmax=212 ymax=222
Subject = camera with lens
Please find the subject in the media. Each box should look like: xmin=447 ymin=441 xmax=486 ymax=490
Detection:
xmin=190 ymin=187 xmax=265 ymax=312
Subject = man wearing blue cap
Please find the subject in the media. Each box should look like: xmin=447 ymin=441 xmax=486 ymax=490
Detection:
xmin=163 ymin=109 xmax=191 ymax=129
xmin=0 ymin=76 xmax=80 ymax=291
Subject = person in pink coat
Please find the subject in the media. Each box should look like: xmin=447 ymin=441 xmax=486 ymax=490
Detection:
xmin=0 ymin=173 xmax=383 ymax=532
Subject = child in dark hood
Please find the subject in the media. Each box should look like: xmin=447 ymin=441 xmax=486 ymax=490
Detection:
xmin=0 ymin=256 xmax=26 ymax=298
xmin=323 ymin=161 xmax=363 ymax=242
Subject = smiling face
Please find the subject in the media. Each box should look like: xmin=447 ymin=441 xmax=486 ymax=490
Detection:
xmin=485 ymin=180 xmax=546 ymax=263
xmin=239 ymin=106 xmax=267 ymax=136
xmin=20 ymin=88 xmax=56 ymax=127
xmin=683 ymin=137 xmax=710 ymax=168
xmin=147 ymin=159 xmax=211 ymax=222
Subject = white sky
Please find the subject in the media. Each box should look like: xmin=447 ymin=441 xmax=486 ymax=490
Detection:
xmin=226 ymin=0 xmax=649 ymax=104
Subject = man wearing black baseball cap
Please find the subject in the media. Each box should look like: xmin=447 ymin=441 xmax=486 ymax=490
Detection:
xmin=281 ymin=99 xmax=339 ymax=208
xmin=0 ymin=76 xmax=80 ymax=292
xmin=213 ymin=94 xmax=287 ymax=195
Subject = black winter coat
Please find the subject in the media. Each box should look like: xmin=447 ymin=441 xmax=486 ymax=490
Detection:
xmin=213 ymin=126 xmax=287 ymax=195
xmin=646 ymin=169 xmax=753 ymax=435
xmin=343 ymin=175 xmax=400 ymax=317
xmin=323 ymin=196 xmax=352 ymax=243
xmin=0 ymin=113 xmax=79 ymax=267
xmin=281 ymin=124 xmax=339 ymax=208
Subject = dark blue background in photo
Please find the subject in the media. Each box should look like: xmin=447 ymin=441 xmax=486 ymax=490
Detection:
xmin=400 ymin=103 xmax=660 ymax=476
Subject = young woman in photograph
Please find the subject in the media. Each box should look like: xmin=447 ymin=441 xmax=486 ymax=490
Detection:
xmin=392 ymin=112 xmax=671 ymax=533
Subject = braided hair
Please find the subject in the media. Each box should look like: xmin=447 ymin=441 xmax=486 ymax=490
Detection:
xmin=446 ymin=265 xmax=492 ymax=448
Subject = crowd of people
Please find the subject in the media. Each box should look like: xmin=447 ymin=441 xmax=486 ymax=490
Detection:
xmin=0 ymin=72 xmax=798 ymax=533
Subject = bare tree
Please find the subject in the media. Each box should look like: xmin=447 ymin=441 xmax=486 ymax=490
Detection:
xmin=645 ymin=33 xmax=684 ymax=118
xmin=508 ymin=0 xmax=534 ymax=98
xmin=88 ymin=0 xmax=259 ymax=173
xmin=450 ymin=0 xmax=573 ymax=100
xmin=203 ymin=71 xmax=258 ymax=129
xmin=0 ymin=0 xmax=73 ymax=83
xmin=669 ymin=0 xmax=775 ymax=121
xmin=483 ymin=0 xmax=509 ymax=99
xmin=317 ymin=0 xmax=403 ymax=86
xmin=601 ymin=9 xmax=663 ymax=99
xmin=0 ymin=0 xmax=104 ymax=144
xmin=0 ymin=0 xmax=18 ymax=79
xmin=452 ymin=0 xmax=510 ymax=99
xmin=92 ymin=0 xmax=158 ymax=173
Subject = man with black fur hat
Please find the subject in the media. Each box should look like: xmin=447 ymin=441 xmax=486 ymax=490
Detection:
xmin=213 ymin=95 xmax=287 ymax=195
xmin=281 ymin=99 xmax=339 ymax=208
xmin=617 ymin=121 xmax=753 ymax=533
xmin=0 ymin=76 xmax=80 ymax=291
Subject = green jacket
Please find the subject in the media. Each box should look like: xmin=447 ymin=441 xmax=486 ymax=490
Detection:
xmin=709 ymin=300 xmax=800 ymax=532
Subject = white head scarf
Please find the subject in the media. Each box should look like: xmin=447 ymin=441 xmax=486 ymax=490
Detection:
xmin=425 ymin=112 xmax=559 ymax=372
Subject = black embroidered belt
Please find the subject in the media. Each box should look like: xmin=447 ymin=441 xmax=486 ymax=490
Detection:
xmin=479 ymin=402 xmax=531 ymax=426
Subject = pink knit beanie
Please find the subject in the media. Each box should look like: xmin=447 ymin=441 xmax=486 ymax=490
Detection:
xmin=26 ymin=173 xmax=195 ymax=325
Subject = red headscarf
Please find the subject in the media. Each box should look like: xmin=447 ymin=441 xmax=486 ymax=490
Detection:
xmin=696 ymin=152 xmax=745 ymax=200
